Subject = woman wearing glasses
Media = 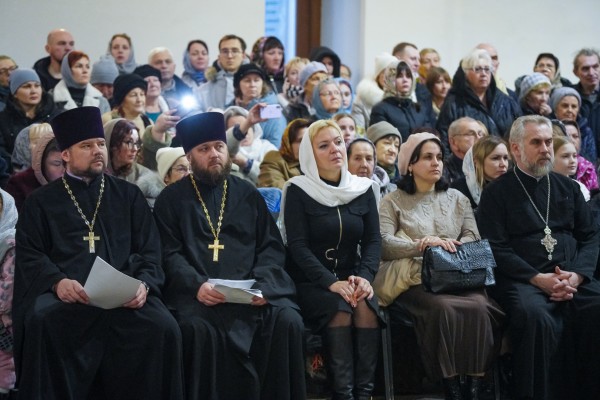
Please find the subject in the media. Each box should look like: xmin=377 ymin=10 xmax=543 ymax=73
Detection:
xmin=370 ymin=60 xmax=432 ymax=141
xmin=103 ymin=118 xmax=152 ymax=187
xmin=436 ymin=49 xmax=521 ymax=146
xmin=137 ymin=147 xmax=189 ymax=209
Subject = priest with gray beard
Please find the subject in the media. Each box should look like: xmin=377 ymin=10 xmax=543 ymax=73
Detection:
xmin=153 ymin=111 xmax=306 ymax=400
xmin=478 ymin=115 xmax=600 ymax=400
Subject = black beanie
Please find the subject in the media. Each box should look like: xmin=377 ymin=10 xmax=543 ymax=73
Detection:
xmin=112 ymin=73 xmax=147 ymax=106
xmin=133 ymin=64 xmax=161 ymax=81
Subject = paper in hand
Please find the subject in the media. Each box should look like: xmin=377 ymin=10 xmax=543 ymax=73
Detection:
xmin=208 ymin=278 xmax=263 ymax=304
xmin=83 ymin=256 xmax=142 ymax=309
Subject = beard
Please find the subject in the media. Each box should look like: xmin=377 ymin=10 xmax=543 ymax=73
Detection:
xmin=191 ymin=156 xmax=232 ymax=186
xmin=520 ymin=150 xmax=554 ymax=177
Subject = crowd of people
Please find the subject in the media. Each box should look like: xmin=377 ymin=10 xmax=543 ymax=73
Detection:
xmin=0 ymin=27 xmax=599 ymax=400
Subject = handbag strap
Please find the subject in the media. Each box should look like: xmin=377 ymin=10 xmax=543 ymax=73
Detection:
xmin=457 ymin=228 xmax=479 ymax=242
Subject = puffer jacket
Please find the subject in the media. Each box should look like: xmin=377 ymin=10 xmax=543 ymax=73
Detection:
xmin=436 ymin=64 xmax=521 ymax=147
xmin=370 ymin=97 xmax=432 ymax=141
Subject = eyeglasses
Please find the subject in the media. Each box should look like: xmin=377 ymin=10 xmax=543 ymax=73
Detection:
xmin=219 ymin=48 xmax=242 ymax=56
xmin=171 ymin=165 xmax=191 ymax=174
xmin=123 ymin=140 xmax=141 ymax=150
xmin=320 ymin=90 xmax=341 ymax=97
xmin=0 ymin=65 xmax=17 ymax=76
xmin=469 ymin=66 xmax=492 ymax=74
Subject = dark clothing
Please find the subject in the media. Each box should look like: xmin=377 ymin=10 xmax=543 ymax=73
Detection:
xmin=450 ymin=176 xmax=477 ymax=211
xmin=478 ymin=168 xmax=600 ymax=400
xmin=154 ymin=175 xmax=305 ymax=400
xmin=0 ymin=92 xmax=60 ymax=170
xmin=265 ymin=71 xmax=284 ymax=94
xmin=574 ymin=83 xmax=600 ymax=141
xmin=283 ymin=101 xmax=313 ymax=123
xmin=309 ymin=46 xmax=341 ymax=78
xmin=284 ymin=184 xmax=381 ymax=332
xmin=33 ymin=56 xmax=60 ymax=92
xmin=369 ymin=97 xmax=431 ymax=141
xmin=0 ymin=86 xmax=9 ymax=112
xmin=444 ymin=154 xmax=464 ymax=184
xmin=436 ymin=65 xmax=521 ymax=148
xmin=5 ymin=167 xmax=40 ymax=212
xmin=14 ymin=173 xmax=184 ymax=400
xmin=550 ymin=111 xmax=598 ymax=163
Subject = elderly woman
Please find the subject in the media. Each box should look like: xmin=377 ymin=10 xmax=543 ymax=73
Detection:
xmin=437 ymin=49 xmax=521 ymax=145
xmin=137 ymin=147 xmax=189 ymax=209
xmin=108 ymin=33 xmax=137 ymax=75
xmin=103 ymin=118 xmax=153 ymax=186
xmin=52 ymin=51 xmax=110 ymax=114
xmin=281 ymin=119 xmax=381 ymax=400
xmin=514 ymin=53 xmax=573 ymax=98
xmin=347 ymin=137 xmax=396 ymax=197
xmin=374 ymin=132 xmax=504 ymax=400
xmin=312 ymin=79 xmax=343 ymax=121
xmin=451 ymin=135 xmax=510 ymax=211
xmin=224 ymin=105 xmax=277 ymax=185
xmin=519 ymin=72 xmax=552 ymax=116
xmin=232 ymin=63 xmax=287 ymax=148
xmin=258 ymin=118 xmax=310 ymax=189
xmin=251 ymin=36 xmax=285 ymax=94
xmin=0 ymin=69 xmax=59 ymax=169
xmin=426 ymin=67 xmax=452 ymax=121
xmin=550 ymin=87 xmax=597 ymax=164
xmin=6 ymin=134 xmax=63 ymax=212
xmin=181 ymin=40 xmax=209 ymax=88
xmin=366 ymin=120 xmax=402 ymax=182
xmin=370 ymin=60 xmax=432 ymax=141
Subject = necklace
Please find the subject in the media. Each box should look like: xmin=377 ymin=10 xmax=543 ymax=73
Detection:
xmin=513 ymin=168 xmax=557 ymax=260
xmin=190 ymin=175 xmax=228 ymax=262
xmin=63 ymin=175 xmax=105 ymax=253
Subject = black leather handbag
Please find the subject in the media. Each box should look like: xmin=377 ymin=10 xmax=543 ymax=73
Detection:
xmin=421 ymin=239 xmax=496 ymax=293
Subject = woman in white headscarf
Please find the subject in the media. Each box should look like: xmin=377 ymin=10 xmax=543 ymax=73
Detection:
xmin=0 ymin=190 xmax=18 ymax=393
xmin=280 ymin=119 xmax=381 ymax=400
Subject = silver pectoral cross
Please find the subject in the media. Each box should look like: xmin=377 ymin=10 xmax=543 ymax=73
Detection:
xmin=541 ymin=226 xmax=557 ymax=260
xmin=83 ymin=231 xmax=100 ymax=253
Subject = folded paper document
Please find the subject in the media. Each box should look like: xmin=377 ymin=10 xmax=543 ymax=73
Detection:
xmin=83 ymin=257 xmax=141 ymax=309
xmin=208 ymin=278 xmax=263 ymax=304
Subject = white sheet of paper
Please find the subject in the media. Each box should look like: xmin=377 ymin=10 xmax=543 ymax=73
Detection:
xmin=83 ymin=256 xmax=141 ymax=309
xmin=208 ymin=279 xmax=263 ymax=304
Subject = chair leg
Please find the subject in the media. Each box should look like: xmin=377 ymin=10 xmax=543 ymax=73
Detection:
xmin=379 ymin=308 xmax=394 ymax=400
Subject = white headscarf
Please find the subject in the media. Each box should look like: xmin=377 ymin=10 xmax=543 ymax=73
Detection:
xmin=462 ymin=147 xmax=482 ymax=205
xmin=279 ymin=122 xmax=379 ymax=241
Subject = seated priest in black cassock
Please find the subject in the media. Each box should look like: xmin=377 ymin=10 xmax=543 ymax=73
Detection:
xmin=478 ymin=115 xmax=600 ymax=400
xmin=153 ymin=111 xmax=306 ymax=400
xmin=13 ymin=106 xmax=184 ymax=400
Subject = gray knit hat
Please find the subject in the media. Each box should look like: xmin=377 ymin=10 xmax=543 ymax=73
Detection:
xmin=9 ymin=68 xmax=40 ymax=94
xmin=299 ymin=61 xmax=327 ymax=88
xmin=366 ymin=121 xmax=402 ymax=145
xmin=91 ymin=55 xmax=119 ymax=85
xmin=519 ymin=72 xmax=551 ymax=104
xmin=550 ymin=87 xmax=582 ymax=111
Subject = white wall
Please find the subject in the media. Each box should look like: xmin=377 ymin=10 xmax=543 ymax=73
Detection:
xmin=360 ymin=0 xmax=600 ymax=90
xmin=0 ymin=0 xmax=265 ymax=74
xmin=1 ymin=0 xmax=599 ymax=91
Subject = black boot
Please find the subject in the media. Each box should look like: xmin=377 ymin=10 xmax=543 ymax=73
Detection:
xmin=353 ymin=328 xmax=379 ymax=400
xmin=324 ymin=326 xmax=354 ymax=400
xmin=464 ymin=375 xmax=481 ymax=400
xmin=443 ymin=376 xmax=463 ymax=400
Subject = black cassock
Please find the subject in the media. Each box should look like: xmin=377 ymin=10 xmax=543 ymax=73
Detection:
xmin=478 ymin=168 xmax=600 ymax=400
xmin=154 ymin=175 xmax=306 ymax=400
xmin=14 ymin=174 xmax=184 ymax=400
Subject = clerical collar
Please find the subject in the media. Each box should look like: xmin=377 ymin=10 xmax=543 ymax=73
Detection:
xmin=515 ymin=165 xmax=545 ymax=182
xmin=66 ymin=171 xmax=84 ymax=181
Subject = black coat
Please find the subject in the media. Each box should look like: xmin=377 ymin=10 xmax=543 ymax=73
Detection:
xmin=370 ymin=97 xmax=432 ymax=141
xmin=436 ymin=65 xmax=521 ymax=147
xmin=0 ymin=92 xmax=59 ymax=170
xmin=574 ymin=82 xmax=600 ymax=149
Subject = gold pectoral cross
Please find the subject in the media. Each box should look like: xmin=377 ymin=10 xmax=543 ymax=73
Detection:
xmin=83 ymin=231 xmax=100 ymax=253
xmin=541 ymin=226 xmax=557 ymax=260
xmin=208 ymin=239 xmax=224 ymax=262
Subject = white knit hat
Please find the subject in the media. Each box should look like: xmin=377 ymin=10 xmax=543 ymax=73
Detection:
xmin=156 ymin=147 xmax=186 ymax=183
xmin=374 ymin=53 xmax=398 ymax=78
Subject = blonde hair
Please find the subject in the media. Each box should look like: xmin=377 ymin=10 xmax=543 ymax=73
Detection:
xmin=308 ymin=119 xmax=343 ymax=142
xmin=284 ymin=57 xmax=309 ymax=78
xmin=472 ymin=135 xmax=509 ymax=187
xmin=552 ymin=134 xmax=574 ymax=154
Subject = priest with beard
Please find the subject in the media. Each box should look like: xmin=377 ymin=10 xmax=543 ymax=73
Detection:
xmin=153 ymin=111 xmax=306 ymax=400
xmin=478 ymin=115 xmax=600 ymax=400
xmin=13 ymin=106 xmax=184 ymax=399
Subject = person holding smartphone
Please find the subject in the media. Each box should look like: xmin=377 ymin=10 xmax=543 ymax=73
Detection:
xmin=230 ymin=64 xmax=287 ymax=148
